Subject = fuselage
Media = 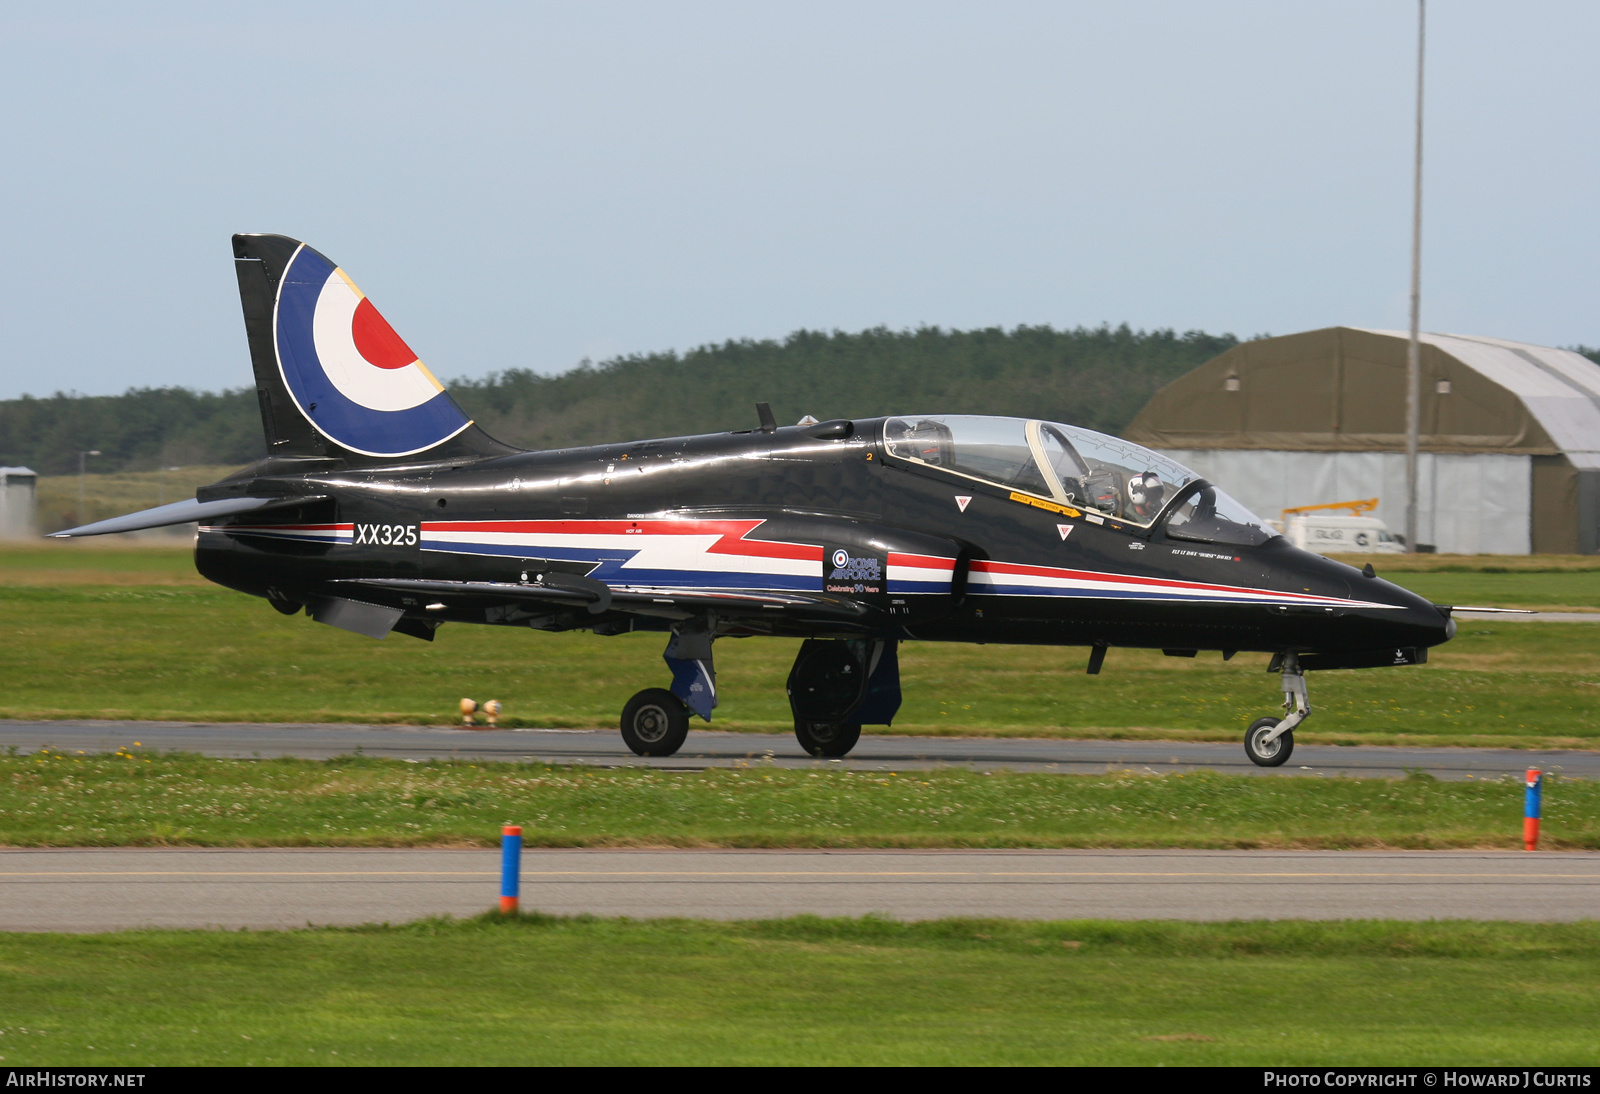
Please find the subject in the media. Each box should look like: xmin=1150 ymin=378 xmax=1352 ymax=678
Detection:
xmin=195 ymin=414 xmax=1453 ymax=659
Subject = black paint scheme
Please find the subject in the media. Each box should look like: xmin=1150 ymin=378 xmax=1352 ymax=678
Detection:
xmin=56 ymin=234 xmax=1456 ymax=761
xmin=192 ymin=422 xmax=1450 ymax=658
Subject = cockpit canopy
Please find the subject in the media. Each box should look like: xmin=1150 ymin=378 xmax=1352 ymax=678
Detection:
xmin=882 ymin=415 xmax=1277 ymax=547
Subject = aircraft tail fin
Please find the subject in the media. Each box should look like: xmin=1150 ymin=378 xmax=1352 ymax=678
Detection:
xmin=232 ymin=234 xmax=516 ymax=465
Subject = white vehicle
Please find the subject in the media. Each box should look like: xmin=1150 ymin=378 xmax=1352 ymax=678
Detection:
xmin=1286 ymin=515 xmax=1404 ymax=554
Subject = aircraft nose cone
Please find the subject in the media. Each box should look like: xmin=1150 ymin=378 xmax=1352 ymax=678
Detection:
xmin=1360 ymin=578 xmax=1455 ymax=650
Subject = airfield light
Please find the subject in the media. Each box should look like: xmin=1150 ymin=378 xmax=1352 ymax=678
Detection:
xmin=483 ymin=700 xmax=502 ymax=726
xmin=460 ymin=697 xmax=479 ymax=726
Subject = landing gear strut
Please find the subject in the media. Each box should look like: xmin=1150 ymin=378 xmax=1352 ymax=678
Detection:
xmin=618 ymin=623 xmax=716 ymax=758
xmin=1244 ymin=652 xmax=1308 ymax=767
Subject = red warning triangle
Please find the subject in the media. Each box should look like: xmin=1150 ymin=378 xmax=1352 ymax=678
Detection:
xmin=1057 ymin=524 xmax=1074 ymax=540
xmin=955 ymin=496 xmax=971 ymax=512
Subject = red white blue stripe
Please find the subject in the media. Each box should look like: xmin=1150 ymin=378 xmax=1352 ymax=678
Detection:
xmin=201 ymin=518 xmax=1393 ymax=609
xmin=968 ymin=559 xmax=1398 ymax=608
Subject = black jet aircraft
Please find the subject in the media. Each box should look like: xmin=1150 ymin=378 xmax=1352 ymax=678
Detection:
xmin=54 ymin=234 xmax=1459 ymax=765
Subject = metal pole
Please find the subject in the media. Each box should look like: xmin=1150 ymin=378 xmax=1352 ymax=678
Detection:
xmin=1405 ymin=0 xmax=1426 ymax=554
xmin=76 ymin=450 xmax=101 ymax=527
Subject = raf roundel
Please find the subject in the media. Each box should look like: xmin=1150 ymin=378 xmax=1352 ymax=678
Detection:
xmin=273 ymin=244 xmax=473 ymax=457
xmin=832 ymin=549 xmax=850 ymax=569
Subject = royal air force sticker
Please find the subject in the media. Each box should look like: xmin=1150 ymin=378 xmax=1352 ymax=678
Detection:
xmin=825 ymin=547 xmax=886 ymax=598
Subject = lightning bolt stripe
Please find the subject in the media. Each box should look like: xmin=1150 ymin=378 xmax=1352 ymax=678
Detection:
xmin=420 ymin=518 xmax=825 ymax=592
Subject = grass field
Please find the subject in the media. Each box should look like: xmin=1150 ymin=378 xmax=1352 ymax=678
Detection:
xmin=5 ymin=547 xmax=1597 ymax=1069
xmin=2 ymin=545 xmax=1597 ymax=747
xmin=4 ymin=752 xmax=1595 ymax=849
xmin=1 ymin=916 xmax=1597 ymax=1066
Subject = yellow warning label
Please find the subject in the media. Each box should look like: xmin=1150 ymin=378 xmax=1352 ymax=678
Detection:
xmin=1008 ymin=492 xmax=1080 ymax=518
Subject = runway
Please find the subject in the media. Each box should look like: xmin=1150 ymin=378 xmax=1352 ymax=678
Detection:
xmin=3 ymin=719 xmax=1595 ymax=781
xmin=2 ymin=848 xmax=1595 ymax=931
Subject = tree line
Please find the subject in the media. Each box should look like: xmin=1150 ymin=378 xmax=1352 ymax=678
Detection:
xmin=18 ymin=326 xmax=1587 ymax=474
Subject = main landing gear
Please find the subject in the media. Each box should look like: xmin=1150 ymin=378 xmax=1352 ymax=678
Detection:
xmin=619 ymin=624 xmax=715 ymax=757
xmin=786 ymin=639 xmax=900 ymax=758
xmin=617 ymin=628 xmax=903 ymax=759
xmin=1244 ymin=652 xmax=1309 ymax=767
xmin=620 ymin=688 xmax=690 ymax=756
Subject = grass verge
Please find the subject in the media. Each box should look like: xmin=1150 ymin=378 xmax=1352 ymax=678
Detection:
xmin=1 ymin=916 xmax=1597 ymax=1065
xmin=5 ymin=752 xmax=1596 ymax=849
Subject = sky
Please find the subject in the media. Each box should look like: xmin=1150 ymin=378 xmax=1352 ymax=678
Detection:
xmin=0 ymin=1 xmax=1595 ymax=400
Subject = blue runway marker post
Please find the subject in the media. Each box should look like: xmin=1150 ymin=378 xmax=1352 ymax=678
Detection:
xmin=1524 ymin=770 xmax=1542 ymax=852
xmin=500 ymin=825 xmax=523 ymax=914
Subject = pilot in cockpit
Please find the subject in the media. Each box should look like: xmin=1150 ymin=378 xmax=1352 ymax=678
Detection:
xmin=1126 ymin=471 xmax=1166 ymax=522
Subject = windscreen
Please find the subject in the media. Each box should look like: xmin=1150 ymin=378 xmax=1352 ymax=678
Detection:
xmin=1161 ymin=482 xmax=1278 ymax=546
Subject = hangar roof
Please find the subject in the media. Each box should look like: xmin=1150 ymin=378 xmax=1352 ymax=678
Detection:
xmin=1122 ymin=326 xmax=1600 ymax=469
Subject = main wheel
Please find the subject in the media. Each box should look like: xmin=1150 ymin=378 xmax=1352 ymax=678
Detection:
xmin=621 ymin=689 xmax=690 ymax=757
xmin=1244 ymin=716 xmax=1294 ymax=767
xmin=795 ymin=720 xmax=862 ymax=758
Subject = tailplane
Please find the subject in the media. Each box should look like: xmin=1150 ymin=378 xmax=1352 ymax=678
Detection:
xmin=232 ymin=234 xmax=515 ymax=464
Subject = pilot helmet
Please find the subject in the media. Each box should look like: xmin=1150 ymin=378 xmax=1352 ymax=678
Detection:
xmin=1128 ymin=471 xmax=1165 ymax=511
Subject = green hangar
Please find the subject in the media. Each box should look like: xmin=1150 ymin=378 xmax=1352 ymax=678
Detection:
xmin=1122 ymin=327 xmax=1600 ymax=554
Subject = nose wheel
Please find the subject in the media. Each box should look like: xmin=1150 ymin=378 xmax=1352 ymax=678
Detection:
xmin=1245 ymin=653 xmax=1308 ymax=768
xmin=1245 ymin=717 xmax=1293 ymax=766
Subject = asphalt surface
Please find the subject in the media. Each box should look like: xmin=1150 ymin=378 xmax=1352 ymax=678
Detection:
xmin=3 ymin=848 xmax=1595 ymax=931
xmin=4 ymin=719 xmax=1595 ymax=781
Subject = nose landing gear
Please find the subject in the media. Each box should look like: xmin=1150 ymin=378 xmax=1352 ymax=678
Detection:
xmin=1245 ymin=653 xmax=1309 ymax=767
